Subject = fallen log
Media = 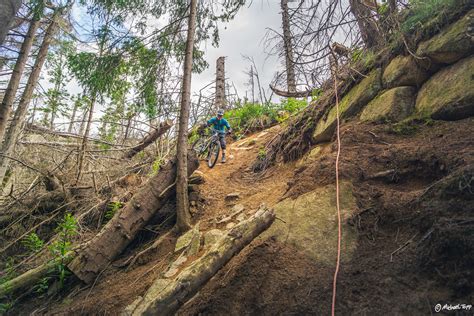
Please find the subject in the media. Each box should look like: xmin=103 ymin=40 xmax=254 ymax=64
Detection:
xmin=122 ymin=119 xmax=173 ymax=159
xmin=0 ymin=255 xmax=72 ymax=297
xmin=124 ymin=206 xmax=275 ymax=316
xmin=269 ymin=84 xmax=312 ymax=98
xmin=68 ymin=152 xmax=199 ymax=284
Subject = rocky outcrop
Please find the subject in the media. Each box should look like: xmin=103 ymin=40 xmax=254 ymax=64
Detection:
xmin=382 ymin=55 xmax=429 ymax=88
xmin=260 ymin=181 xmax=358 ymax=265
xmin=313 ymin=69 xmax=382 ymax=142
xmin=416 ymin=9 xmax=474 ymax=65
xmin=415 ymin=56 xmax=474 ymax=120
xmin=360 ymin=86 xmax=416 ymax=123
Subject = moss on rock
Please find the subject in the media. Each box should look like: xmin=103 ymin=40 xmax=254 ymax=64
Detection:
xmin=260 ymin=181 xmax=358 ymax=265
xmin=313 ymin=69 xmax=382 ymax=142
xmin=415 ymin=55 xmax=474 ymax=120
xmin=416 ymin=9 xmax=474 ymax=65
xmin=382 ymin=55 xmax=429 ymax=88
xmin=360 ymin=86 xmax=416 ymax=123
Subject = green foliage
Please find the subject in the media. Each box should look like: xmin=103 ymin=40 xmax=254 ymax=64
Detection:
xmin=48 ymin=213 xmax=77 ymax=288
xmin=22 ymin=233 xmax=44 ymax=253
xmin=401 ymin=0 xmax=458 ymax=33
xmin=105 ymin=201 xmax=123 ymax=220
xmin=35 ymin=277 xmax=50 ymax=294
xmin=224 ymin=99 xmax=307 ymax=134
xmin=351 ymin=48 xmax=376 ymax=68
xmin=257 ymin=148 xmax=267 ymax=160
xmin=0 ymin=302 xmax=12 ymax=314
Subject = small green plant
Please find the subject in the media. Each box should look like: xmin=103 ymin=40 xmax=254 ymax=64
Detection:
xmin=258 ymin=148 xmax=267 ymax=160
xmin=35 ymin=277 xmax=50 ymax=294
xmin=105 ymin=201 xmax=123 ymax=220
xmin=149 ymin=157 xmax=165 ymax=176
xmin=0 ymin=302 xmax=12 ymax=313
xmin=22 ymin=233 xmax=44 ymax=253
xmin=401 ymin=0 xmax=458 ymax=33
xmin=48 ymin=213 xmax=77 ymax=288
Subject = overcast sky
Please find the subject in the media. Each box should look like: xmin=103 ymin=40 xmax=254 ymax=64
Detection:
xmin=191 ymin=1 xmax=283 ymax=103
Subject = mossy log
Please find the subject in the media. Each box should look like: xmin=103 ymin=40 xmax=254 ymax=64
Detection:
xmin=125 ymin=206 xmax=275 ymax=316
xmin=0 ymin=255 xmax=72 ymax=297
xmin=68 ymin=153 xmax=199 ymax=284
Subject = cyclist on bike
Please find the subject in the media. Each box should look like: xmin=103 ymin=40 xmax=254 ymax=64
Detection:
xmin=206 ymin=109 xmax=232 ymax=163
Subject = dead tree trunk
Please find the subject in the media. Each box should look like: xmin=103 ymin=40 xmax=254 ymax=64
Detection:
xmin=0 ymin=0 xmax=21 ymax=46
xmin=75 ymin=93 xmax=97 ymax=183
xmin=175 ymin=0 xmax=198 ymax=233
xmin=122 ymin=119 xmax=173 ymax=159
xmin=349 ymin=0 xmax=381 ymax=48
xmin=0 ymin=12 xmax=60 ymax=184
xmin=281 ymin=0 xmax=296 ymax=93
xmin=214 ymin=56 xmax=226 ymax=110
xmin=68 ymin=153 xmax=199 ymax=284
xmin=0 ymin=8 xmax=42 ymax=143
xmin=125 ymin=206 xmax=276 ymax=316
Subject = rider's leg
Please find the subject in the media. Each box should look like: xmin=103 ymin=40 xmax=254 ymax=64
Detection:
xmin=220 ymin=134 xmax=227 ymax=162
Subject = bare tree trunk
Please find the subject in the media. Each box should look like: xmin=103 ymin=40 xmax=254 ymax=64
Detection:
xmin=250 ymin=66 xmax=255 ymax=104
xmin=214 ymin=56 xmax=226 ymax=110
xmin=0 ymin=0 xmax=21 ymax=46
xmin=349 ymin=0 xmax=381 ymax=48
xmin=122 ymin=119 xmax=173 ymax=159
xmin=175 ymin=0 xmax=198 ymax=233
xmin=68 ymin=153 xmax=199 ymax=284
xmin=68 ymin=100 xmax=79 ymax=133
xmin=78 ymin=107 xmax=88 ymax=136
xmin=0 ymin=12 xmax=59 ymax=184
xmin=75 ymin=93 xmax=96 ymax=183
xmin=0 ymin=9 xmax=42 ymax=143
xmin=281 ymin=0 xmax=296 ymax=93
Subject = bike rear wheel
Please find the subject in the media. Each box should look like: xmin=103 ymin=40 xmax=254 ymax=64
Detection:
xmin=207 ymin=141 xmax=220 ymax=168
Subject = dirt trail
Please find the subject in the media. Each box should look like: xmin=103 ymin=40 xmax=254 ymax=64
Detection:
xmin=196 ymin=125 xmax=294 ymax=228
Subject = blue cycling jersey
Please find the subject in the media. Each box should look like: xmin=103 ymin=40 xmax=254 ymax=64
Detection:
xmin=207 ymin=117 xmax=231 ymax=134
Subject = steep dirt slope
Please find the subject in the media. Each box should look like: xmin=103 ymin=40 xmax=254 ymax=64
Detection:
xmin=179 ymin=118 xmax=474 ymax=315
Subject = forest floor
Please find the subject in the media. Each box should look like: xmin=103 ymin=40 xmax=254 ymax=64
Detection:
xmin=11 ymin=117 xmax=474 ymax=315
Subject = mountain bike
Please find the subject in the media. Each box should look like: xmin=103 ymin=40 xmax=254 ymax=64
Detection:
xmin=192 ymin=129 xmax=222 ymax=168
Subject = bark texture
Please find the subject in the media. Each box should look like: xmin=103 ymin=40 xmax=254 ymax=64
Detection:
xmin=122 ymin=119 xmax=173 ymax=159
xmin=281 ymin=0 xmax=296 ymax=93
xmin=0 ymin=12 xmax=60 ymax=183
xmin=0 ymin=10 xmax=41 ymax=143
xmin=0 ymin=0 xmax=21 ymax=46
xmin=175 ymin=0 xmax=198 ymax=232
xmin=68 ymin=153 xmax=199 ymax=284
xmin=349 ymin=0 xmax=381 ymax=48
xmin=214 ymin=56 xmax=226 ymax=110
xmin=125 ymin=206 xmax=275 ymax=316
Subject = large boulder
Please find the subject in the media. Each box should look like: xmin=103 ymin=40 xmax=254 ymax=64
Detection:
xmin=360 ymin=86 xmax=416 ymax=123
xmin=382 ymin=55 xmax=429 ymax=88
xmin=416 ymin=9 xmax=474 ymax=65
xmin=313 ymin=69 xmax=382 ymax=142
xmin=260 ymin=181 xmax=358 ymax=265
xmin=415 ymin=56 xmax=474 ymax=120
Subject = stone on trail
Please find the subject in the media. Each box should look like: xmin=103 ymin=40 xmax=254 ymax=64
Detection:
xmin=226 ymin=222 xmax=236 ymax=229
xmin=225 ymin=192 xmax=240 ymax=201
xmin=230 ymin=204 xmax=245 ymax=216
xmin=260 ymin=181 xmax=358 ymax=265
xmin=175 ymin=223 xmax=200 ymax=253
xmin=203 ymin=229 xmax=225 ymax=248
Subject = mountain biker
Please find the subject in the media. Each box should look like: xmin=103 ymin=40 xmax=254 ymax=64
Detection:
xmin=206 ymin=109 xmax=232 ymax=163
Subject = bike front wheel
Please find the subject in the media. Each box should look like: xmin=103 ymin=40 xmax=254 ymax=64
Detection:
xmin=207 ymin=141 xmax=220 ymax=168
